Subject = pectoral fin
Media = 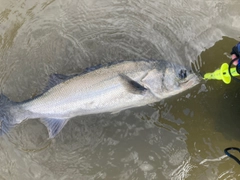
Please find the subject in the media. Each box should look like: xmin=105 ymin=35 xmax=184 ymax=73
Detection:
xmin=119 ymin=74 xmax=147 ymax=94
xmin=40 ymin=118 xmax=70 ymax=138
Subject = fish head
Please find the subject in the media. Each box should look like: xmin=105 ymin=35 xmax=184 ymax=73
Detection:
xmin=161 ymin=62 xmax=200 ymax=97
xmin=142 ymin=61 xmax=200 ymax=99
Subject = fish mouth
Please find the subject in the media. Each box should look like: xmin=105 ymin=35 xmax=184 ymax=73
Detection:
xmin=181 ymin=74 xmax=200 ymax=89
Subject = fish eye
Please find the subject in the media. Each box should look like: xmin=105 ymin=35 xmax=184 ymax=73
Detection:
xmin=179 ymin=69 xmax=187 ymax=79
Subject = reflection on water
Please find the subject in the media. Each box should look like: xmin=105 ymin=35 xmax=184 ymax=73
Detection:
xmin=0 ymin=0 xmax=240 ymax=179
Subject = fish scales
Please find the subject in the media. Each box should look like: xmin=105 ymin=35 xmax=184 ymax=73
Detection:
xmin=0 ymin=60 xmax=200 ymax=138
xmin=23 ymin=61 xmax=153 ymax=116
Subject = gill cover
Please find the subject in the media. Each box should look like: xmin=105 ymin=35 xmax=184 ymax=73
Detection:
xmin=141 ymin=69 xmax=164 ymax=99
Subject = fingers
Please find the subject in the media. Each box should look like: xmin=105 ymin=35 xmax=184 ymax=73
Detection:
xmin=231 ymin=54 xmax=238 ymax=66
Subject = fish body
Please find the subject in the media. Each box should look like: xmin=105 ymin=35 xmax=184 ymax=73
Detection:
xmin=0 ymin=60 xmax=200 ymax=138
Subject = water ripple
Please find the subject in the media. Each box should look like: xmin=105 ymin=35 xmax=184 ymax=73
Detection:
xmin=0 ymin=0 xmax=240 ymax=179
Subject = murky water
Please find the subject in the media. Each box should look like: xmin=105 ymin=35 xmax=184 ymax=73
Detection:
xmin=1 ymin=0 xmax=240 ymax=179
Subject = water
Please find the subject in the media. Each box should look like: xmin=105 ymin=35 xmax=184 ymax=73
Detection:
xmin=0 ymin=0 xmax=240 ymax=179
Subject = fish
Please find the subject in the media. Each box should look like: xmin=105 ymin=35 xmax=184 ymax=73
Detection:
xmin=0 ymin=60 xmax=200 ymax=138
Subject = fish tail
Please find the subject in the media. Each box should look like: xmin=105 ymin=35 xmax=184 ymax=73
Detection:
xmin=0 ymin=94 xmax=18 ymax=135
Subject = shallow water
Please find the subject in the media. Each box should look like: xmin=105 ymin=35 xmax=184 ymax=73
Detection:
xmin=1 ymin=0 xmax=240 ymax=179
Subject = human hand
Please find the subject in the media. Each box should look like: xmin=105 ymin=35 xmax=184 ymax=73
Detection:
xmin=231 ymin=54 xmax=239 ymax=66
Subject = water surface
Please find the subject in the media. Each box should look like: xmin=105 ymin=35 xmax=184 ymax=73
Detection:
xmin=0 ymin=0 xmax=240 ymax=179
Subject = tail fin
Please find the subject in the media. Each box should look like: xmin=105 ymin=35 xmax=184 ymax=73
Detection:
xmin=0 ymin=94 xmax=17 ymax=135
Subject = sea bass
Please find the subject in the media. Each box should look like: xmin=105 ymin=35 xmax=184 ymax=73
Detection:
xmin=0 ymin=60 xmax=200 ymax=138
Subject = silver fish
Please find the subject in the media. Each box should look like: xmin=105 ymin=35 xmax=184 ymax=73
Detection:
xmin=0 ymin=60 xmax=200 ymax=138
